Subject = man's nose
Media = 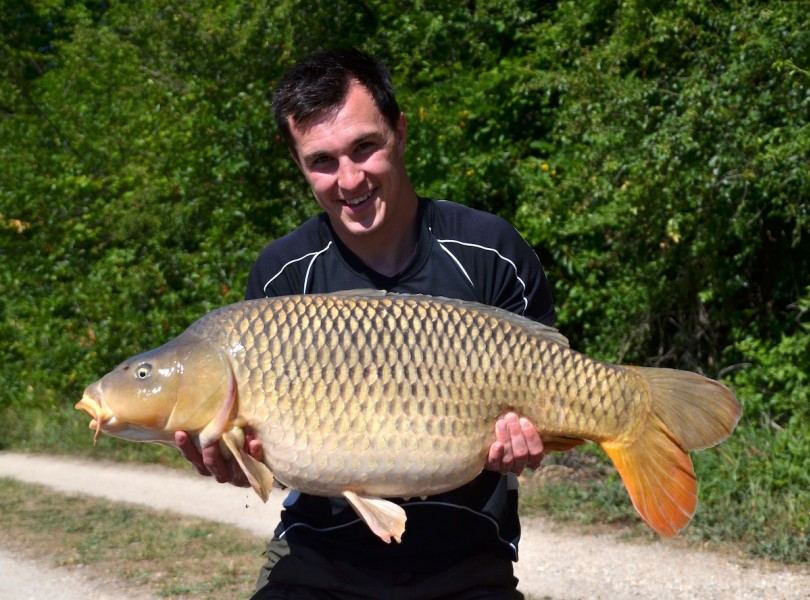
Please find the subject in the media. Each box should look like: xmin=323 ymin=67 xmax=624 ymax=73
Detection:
xmin=337 ymin=158 xmax=365 ymax=190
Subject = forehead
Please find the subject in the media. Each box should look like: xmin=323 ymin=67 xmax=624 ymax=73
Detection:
xmin=289 ymin=81 xmax=392 ymax=156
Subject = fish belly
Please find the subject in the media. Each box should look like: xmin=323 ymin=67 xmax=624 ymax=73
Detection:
xmin=252 ymin=414 xmax=492 ymax=497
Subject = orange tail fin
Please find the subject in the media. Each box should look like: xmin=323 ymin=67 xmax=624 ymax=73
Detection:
xmin=601 ymin=368 xmax=741 ymax=536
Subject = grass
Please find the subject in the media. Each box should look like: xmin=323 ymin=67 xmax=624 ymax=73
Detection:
xmin=0 ymin=477 xmax=266 ymax=599
xmin=519 ymin=445 xmax=651 ymax=535
xmin=1 ymin=475 xmax=555 ymax=599
xmin=519 ymin=442 xmax=810 ymax=564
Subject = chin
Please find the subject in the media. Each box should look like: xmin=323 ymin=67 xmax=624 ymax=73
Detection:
xmin=345 ymin=211 xmax=384 ymax=236
xmin=345 ymin=222 xmax=382 ymax=238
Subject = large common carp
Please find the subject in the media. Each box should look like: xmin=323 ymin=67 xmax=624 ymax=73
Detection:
xmin=76 ymin=290 xmax=741 ymax=543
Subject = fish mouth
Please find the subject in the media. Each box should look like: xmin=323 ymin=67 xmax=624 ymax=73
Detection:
xmin=75 ymin=384 xmax=115 ymax=444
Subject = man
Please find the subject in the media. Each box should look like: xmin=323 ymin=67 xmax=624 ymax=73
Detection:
xmin=176 ymin=48 xmax=555 ymax=599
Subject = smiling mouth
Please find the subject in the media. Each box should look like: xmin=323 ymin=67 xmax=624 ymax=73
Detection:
xmin=343 ymin=190 xmax=374 ymax=207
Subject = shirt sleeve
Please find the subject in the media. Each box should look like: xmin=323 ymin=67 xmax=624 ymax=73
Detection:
xmin=496 ymin=223 xmax=556 ymax=326
xmin=243 ymin=216 xmax=326 ymax=301
xmin=431 ymin=200 xmax=556 ymax=326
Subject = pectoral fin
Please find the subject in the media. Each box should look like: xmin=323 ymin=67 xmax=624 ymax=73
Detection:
xmin=342 ymin=490 xmax=407 ymax=544
xmin=221 ymin=430 xmax=275 ymax=502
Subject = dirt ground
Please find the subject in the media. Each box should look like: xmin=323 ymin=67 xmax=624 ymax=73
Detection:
xmin=1 ymin=451 xmax=808 ymax=599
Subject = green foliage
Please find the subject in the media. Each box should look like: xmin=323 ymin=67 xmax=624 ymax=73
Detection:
xmin=1 ymin=0 xmax=808 ymax=563
xmin=695 ymin=287 xmax=810 ymax=561
xmin=692 ymin=411 xmax=809 ymax=563
xmin=0 ymin=0 xmax=313 ymax=450
xmin=730 ymin=288 xmax=810 ymax=432
xmin=512 ymin=0 xmax=809 ymax=370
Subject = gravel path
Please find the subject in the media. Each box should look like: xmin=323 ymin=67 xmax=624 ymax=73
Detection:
xmin=1 ymin=451 xmax=808 ymax=599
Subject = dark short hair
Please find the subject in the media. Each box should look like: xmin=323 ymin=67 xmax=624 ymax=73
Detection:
xmin=272 ymin=48 xmax=400 ymax=152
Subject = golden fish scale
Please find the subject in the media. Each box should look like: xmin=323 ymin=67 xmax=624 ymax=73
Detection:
xmin=191 ymin=295 xmax=647 ymax=497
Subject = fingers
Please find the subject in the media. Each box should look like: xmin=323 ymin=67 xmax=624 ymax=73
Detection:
xmin=486 ymin=440 xmax=506 ymax=472
xmin=503 ymin=413 xmax=528 ymax=474
xmin=247 ymin=435 xmax=264 ymax=462
xmin=175 ymin=431 xmax=209 ymax=477
xmin=485 ymin=413 xmax=545 ymax=475
xmin=201 ymin=443 xmax=233 ymax=483
xmin=521 ymin=416 xmax=544 ymax=470
xmin=174 ymin=430 xmax=261 ymax=488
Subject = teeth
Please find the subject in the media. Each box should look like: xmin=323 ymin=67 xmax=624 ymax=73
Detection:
xmin=345 ymin=191 xmax=372 ymax=206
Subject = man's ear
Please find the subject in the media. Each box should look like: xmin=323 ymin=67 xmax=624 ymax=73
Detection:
xmin=395 ymin=112 xmax=408 ymax=157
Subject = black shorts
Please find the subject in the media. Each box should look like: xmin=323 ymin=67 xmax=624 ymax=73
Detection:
xmin=252 ymin=537 xmax=524 ymax=600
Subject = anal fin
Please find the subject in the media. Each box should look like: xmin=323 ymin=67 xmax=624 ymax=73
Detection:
xmin=342 ymin=490 xmax=407 ymax=544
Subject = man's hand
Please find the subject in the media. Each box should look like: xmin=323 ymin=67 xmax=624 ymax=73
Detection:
xmin=486 ymin=412 xmax=544 ymax=475
xmin=174 ymin=431 xmax=263 ymax=488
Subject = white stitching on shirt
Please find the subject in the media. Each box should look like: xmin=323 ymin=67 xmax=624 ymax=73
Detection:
xmin=435 ymin=239 xmax=529 ymax=315
xmin=262 ymin=241 xmax=333 ymax=295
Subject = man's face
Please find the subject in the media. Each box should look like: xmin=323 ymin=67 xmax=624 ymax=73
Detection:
xmin=289 ymin=80 xmax=410 ymax=241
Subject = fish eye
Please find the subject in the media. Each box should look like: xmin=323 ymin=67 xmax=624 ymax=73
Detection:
xmin=135 ymin=363 xmax=153 ymax=380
